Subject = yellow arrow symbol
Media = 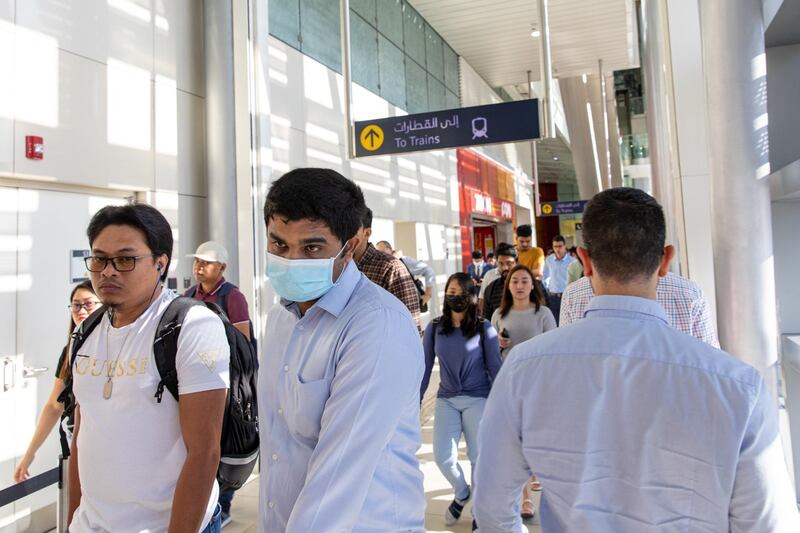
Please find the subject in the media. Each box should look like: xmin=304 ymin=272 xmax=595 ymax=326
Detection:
xmin=360 ymin=125 xmax=384 ymax=151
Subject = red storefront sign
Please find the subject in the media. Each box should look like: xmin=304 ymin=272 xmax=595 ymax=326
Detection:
xmin=467 ymin=188 xmax=515 ymax=221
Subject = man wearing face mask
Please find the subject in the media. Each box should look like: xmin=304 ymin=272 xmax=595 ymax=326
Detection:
xmin=481 ymin=244 xmax=518 ymax=320
xmin=259 ymin=168 xmax=426 ymax=532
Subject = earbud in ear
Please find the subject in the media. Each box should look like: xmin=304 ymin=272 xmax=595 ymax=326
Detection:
xmin=157 ymin=264 xmax=163 ymax=271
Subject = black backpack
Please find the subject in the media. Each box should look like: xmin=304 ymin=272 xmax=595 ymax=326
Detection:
xmin=186 ymin=281 xmax=258 ymax=356
xmin=61 ymin=297 xmax=259 ymax=492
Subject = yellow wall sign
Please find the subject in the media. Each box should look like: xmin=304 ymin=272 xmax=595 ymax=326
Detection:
xmin=359 ymin=125 xmax=384 ymax=151
xmin=542 ymin=203 xmax=553 ymax=215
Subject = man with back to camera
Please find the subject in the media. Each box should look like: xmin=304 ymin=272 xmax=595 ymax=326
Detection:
xmin=542 ymin=234 xmax=574 ymax=325
xmin=185 ymin=240 xmax=253 ymax=527
xmin=514 ymin=224 xmax=544 ymax=278
xmin=353 ymin=207 xmax=422 ymax=332
xmin=481 ymin=243 xmax=517 ymax=320
xmin=477 ymin=244 xmax=508 ymax=313
xmin=68 ymin=204 xmax=230 ymax=533
xmin=375 ymin=239 xmax=435 ymax=312
xmin=259 ymin=168 xmax=425 ymax=531
xmin=473 ymin=188 xmax=799 ymax=532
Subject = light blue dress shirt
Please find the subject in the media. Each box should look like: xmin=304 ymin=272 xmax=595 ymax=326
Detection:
xmin=257 ymin=260 xmax=426 ymax=532
xmin=474 ymin=295 xmax=799 ymax=532
xmin=401 ymin=256 xmax=436 ymax=288
xmin=542 ymin=253 xmax=574 ymax=293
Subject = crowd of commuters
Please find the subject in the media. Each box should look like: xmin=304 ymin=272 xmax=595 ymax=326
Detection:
xmin=13 ymin=167 xmax=800 ymax=533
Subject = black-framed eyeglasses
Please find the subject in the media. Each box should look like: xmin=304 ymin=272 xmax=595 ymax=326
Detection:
xmin=68 ymin=301 xmax=100 ymax=313
xmin=84 ymin=254 xmax=156 ymax=273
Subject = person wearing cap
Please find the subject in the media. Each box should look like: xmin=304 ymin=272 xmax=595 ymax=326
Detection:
xmin=186 ymin=241 xmax=253 ymax=528
xmin=186 ymin=241 xmax=252 ymax=341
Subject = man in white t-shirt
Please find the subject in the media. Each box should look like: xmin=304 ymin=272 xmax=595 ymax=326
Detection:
xmin=68 ymin=204 xmax=230 ymax=533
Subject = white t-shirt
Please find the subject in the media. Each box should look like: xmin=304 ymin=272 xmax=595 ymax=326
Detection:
xmin=70 ymin=289 xmax=230 ymax=533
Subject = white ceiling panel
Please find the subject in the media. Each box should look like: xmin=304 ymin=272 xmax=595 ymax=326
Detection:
xmin=410 ymin=0 xmax=639 ymax=88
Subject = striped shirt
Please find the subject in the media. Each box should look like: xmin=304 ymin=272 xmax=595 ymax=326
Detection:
xmin=356 ymin=243 xmax=421 ymax=331
xmin=560 ymin=273 xmax=719 ymax=347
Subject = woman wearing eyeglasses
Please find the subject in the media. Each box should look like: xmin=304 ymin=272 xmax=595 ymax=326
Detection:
xmin=13 ymin=280 xmax=101 ymax=483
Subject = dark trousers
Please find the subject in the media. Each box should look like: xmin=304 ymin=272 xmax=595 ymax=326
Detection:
xmin=218 ymin=489 xmax=234 ymax=514
xmin=547 ymin=293 xmax=562 ymax=326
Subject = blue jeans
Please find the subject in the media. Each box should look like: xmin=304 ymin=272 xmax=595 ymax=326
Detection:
xmin=433 ymin=395 xmax=487 ymax=500
xmin=201 ymin=503 xmax=222 ymax=533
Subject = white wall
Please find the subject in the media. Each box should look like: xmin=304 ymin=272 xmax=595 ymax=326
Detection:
xmin=0 ymin=0 xmax=207 ymax=286
xmin=773 ymin=201 xmax=800 ymax=334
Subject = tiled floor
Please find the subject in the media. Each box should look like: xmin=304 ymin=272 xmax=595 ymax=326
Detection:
xmin=223 ymin=414 xmax=541 ymax=532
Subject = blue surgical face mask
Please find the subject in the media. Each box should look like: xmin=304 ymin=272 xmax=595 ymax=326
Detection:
xmin=266 ymin=243 xmax=348 ymax=302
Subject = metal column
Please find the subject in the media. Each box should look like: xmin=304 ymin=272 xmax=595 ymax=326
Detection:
xmin=204 ymin=0 xmax=240 ymax=282
xmin=340 ymin=0 xmax=355 ymax=159
xmin=698 ymin=0 xmax=780 ymax=398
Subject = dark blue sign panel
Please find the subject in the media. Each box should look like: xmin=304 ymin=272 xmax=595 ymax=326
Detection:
xmin=540 ymin=200 xmax=588 ymax=216
xmin=354 ymin=99 xmax=540 ymax=157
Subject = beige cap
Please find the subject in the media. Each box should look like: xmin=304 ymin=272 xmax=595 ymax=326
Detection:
xmin=189 ymin=241 xmax=229 ymax=264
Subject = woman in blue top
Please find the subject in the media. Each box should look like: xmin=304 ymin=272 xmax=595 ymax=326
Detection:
xmin=421 ymin=272 xmax=502 ymax=528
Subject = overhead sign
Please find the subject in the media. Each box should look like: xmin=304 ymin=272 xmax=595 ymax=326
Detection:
xmin=354 ymin=99 xmax=540 ymax=157
xmin=539 ymin=200 xmax=588 ymax=217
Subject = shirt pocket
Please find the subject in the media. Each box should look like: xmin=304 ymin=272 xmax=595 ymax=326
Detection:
xmin=285 ymin=376 xmax=331 ymax=443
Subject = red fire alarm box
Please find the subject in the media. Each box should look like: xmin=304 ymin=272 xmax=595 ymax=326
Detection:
xmin=26 ymin=136 xmax=44 ymax=160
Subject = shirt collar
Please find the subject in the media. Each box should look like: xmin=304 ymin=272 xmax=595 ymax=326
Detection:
xmin=280 ymin=260 xmax=360 ymax=318
xmin=357 ymin=242 xmax=378 ymax=267
xmin=584 ymin=295 xmax=669 ymax=325
xmin=198 ymin=276 xmax=226 ymax=296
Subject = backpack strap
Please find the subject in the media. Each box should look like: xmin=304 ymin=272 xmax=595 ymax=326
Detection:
xmin=69 ymin=307 xmax=107 ymax=368
xmin=477 ymin=318 xmax=492 ymax=384
xmin=215 ymin=281 xmax=235 ymax=317
xmin=153 ymin=297 xmax=205 ymax=403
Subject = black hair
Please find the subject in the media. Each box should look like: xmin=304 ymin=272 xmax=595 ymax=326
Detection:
xmin=516 ymin=224 xmax=532 ymax=238
xmin=471 ymin=250 xmax=483 ymax=260
xmin=498 ymin=264 xmax=545 ymax=317
xmin=495 ymin=243 xmax=518 ymax=259
xmin=264 ymin=168 xmax=366 ymax=246
xmin=582 ymin=187 xmax=666 ymax=282
xmin=439 ymin=272 xmax=480 ymax=338
xmin=362 ymin=207 xmax=373 ymax=229
xmin=63 ymin=280 xmax=98 ymax=378
xmin=486 ymin=252 xmax=495 ymax=259
xmin=553 ymin=234 xmax=566 ymax=244
xmin=87 ymin=204 xmax=173 ymax=281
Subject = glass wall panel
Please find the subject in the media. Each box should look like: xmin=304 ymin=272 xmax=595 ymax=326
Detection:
xmin=444 ymin=43 xmax=459 ymax=94
xmin=403 ymin=5 xmax=426 ymax=67
xmin=405 ymin=59 xmax=428 ymax=113
xmin=300 ymin=0 xmax=342 ymax=73
xmin=351 ymin=0 xmax=376 ymax=25
xmin=351 ymin=13 xmax=380 ymax=94
xmin=379 ymin=34 xmax=406 ymax=108
xmin=269 ymin=0 xmax=301 ymax=49
xmin=427 ymin=74 xmax=446 ymax=112
xmin=377 ymin=0 xmax=404 ymax=48
xmin=269 ymin=0 xmax=460 ymax=113
xmin=425 ymin=24 xmax=444 ymax=82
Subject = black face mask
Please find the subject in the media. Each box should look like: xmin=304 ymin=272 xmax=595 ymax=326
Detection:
xmin=446 ymin=294 xmax=469 ymax=312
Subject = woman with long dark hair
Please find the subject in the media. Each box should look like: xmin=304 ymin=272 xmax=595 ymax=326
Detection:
xmin=13 ymin=280 xmax=100 ymax=482
xmin=491 ymin=264 xmax=556 ymax=360
xmin=490 ymin=264 xmax=555 ymax=519
xmin=420 ymin=272 xmax=502 ymax=528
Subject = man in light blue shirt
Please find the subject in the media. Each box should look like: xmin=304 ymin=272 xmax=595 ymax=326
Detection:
xmin=542 ymin=234 xmax=573 ymax=325
xmin=474 ymin=188 xmax=799 ymax=532
xmin=259 ymin=168 xmax=425 ymax=532
xmin=375 ymin=240 xmax=436 ymax=311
